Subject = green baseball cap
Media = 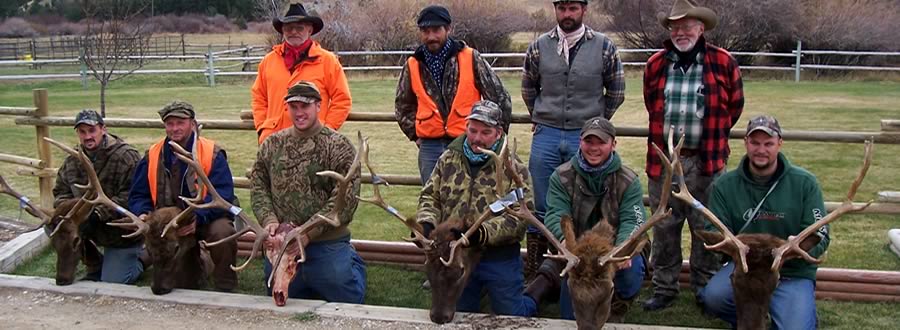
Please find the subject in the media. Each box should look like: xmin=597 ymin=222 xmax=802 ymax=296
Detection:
xmin=581 ymin=116 xmax=616 ymax=141
xmin=466 ymin=100 xmax=502 ymax=127
xmin=158 ymin=101 xmax=195 ymax=121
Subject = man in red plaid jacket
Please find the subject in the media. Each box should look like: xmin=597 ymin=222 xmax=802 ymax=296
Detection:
xmin=642 ymin=0 xmax=744 ymax=312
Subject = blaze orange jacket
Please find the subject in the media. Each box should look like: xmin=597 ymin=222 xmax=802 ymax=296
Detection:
xmin=251 ymin=41 xmax=352 ymax=144
xmin=407 ymin=47 xmax=479 ymax=139
xmin=147 ymin=137 xmax=215 ymax=206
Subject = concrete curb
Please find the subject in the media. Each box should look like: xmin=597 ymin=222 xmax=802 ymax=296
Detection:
xmin=0 ymin=273 xmax=706 ymax=330
xmin=0 ymin=229 xmax=48 ymax=273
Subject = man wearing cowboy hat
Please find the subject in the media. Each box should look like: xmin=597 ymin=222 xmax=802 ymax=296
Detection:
xmin=642 ymin=0 xmax=744 ymax=311
xmin=395 ymin=4 xmax=512 ymax=186
xmin=251 ymin=1 xmax=352 ymax=145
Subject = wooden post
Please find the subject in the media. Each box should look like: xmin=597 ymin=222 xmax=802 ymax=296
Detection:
xmin=32 ymin=89 xmax=53 ymax=210
xmin=882 ymin=120 xmax=900 ymax=132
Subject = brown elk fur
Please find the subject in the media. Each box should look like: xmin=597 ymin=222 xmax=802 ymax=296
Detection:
xmin=46 ymin=199 xmax=90 ymax=286
xmin=695 ymin=231 xmax=821 ymax=330
xmin=561 ymin=215 xmax=647 ymax=330
xmin=143 ymin=207 xmax=209 ymax=295
xmin=423 ymin=220 xmax=482 ymax=324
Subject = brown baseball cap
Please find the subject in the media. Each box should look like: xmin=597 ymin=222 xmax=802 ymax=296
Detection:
xmin=284 ymin=81 xmax=322 ymax=104
xmin=158 ymin=101 xmax=195 ymax=121
xmin=581 ymin=116 xmax=616 ymax=141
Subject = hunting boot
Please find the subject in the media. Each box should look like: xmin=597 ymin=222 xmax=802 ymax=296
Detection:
xmin=525 ymin=232 xmax=548 ymax=282
xmin=608 ymin=293 xmax=636 ymax=323
xmin=524 ymin=259 xmax=563 ymax=306
xmin=80 ymin=240 xmax=103 ymax=282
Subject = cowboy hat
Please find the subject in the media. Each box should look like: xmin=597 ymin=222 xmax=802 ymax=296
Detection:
xmin=657 ymin=0 xmax=718 ymax=31
xmin=272 ymin=2 xmax=324 ymax=35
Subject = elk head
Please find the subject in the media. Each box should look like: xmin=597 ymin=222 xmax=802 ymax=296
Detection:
xmin=689 ymin=139 xmax=873 ymax=330
xmin=142 ymin=206 xmax=207 ymax=295
xmin=263 ymin=132 xmax=362 ymax=307
xmin=43 ymin=138 xmax=148 ymax=285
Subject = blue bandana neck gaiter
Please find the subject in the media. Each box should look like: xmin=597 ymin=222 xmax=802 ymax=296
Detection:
xmin=577 ymin=150 xmax=614 ymax=174
xmin=463 ymin=137 xmax=501 ymax=165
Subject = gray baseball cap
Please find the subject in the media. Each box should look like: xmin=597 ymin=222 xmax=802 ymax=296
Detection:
xmin=73 ymin=109 xmax=104 ymax=128
xmin=746 ymin=115 xmax=782 ymax=137
xmin=581 ymin=116 xmax=616 ymax=141
xmin=466 ymin=100 xmax=502 ymax=127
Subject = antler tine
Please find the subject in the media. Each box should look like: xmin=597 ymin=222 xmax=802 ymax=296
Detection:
xmin=166 ymin=141 xmax=268 ymax=271
xmin=440 ymin=142 xmax=513 ymax=268
xmin=270 ymin=132 xmax=366 ymax=284
xmin=44 ymin=137 xmax=148 ymax=238
xmin=356 ymin=133 xmax=434 ymax=249
xmin=771 ymin=139 xmax=874 ymax=271
xmin=0 ymin=174 xmax=52 ymax=230
xmin=661 ymin=129 xmax=750 ymax=273
xmin=598 ymin=144 xmax=676 ymax=267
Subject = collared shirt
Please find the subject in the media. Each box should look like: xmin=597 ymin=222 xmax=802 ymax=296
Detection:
xmin=663 ymin=50 xmax=705 ymax=149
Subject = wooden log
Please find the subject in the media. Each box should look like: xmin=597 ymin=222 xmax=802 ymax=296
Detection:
xmin=0 ymin=106 xmax=36 ymax=116
xmin=816 ymin=268 xmax=900 ymax=285
xmin=882 ymin=119 xmax=900 ymax=132
xmin=815 ymin=281 xmax=900 ymax=296
xmin=15 ymin=167 xmax=57 ymax=178
xmin=358 ymin=251 xmax=425 ymax=265
xmin=234 ymin=174 xmax=422 ymax=189
xmin=16 ymin=117 xmax=254 ymax=130
xmin=815 ymin=291 xmax=900 ymax=302
xmin=0 ymin=153 xmax=44 ymax=168
xmin=33 ymin=89 xmax=53 ymax=210
xmin=352 ymin=240 xmax=421 ymax=255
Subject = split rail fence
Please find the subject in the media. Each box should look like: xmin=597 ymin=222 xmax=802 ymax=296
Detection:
xmin=1 ymin=89 xmax=899 ymax=302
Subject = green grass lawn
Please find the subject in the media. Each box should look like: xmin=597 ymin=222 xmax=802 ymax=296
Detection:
xmin=1 ymin=71 xmax=899 ymax=328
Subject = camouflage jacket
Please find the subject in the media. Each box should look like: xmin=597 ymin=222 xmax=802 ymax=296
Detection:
xmin=52 ymin=133 xmax=141 ymax=247
xmin=250 ymin=125 xmax=361 ymax=242
xmin=395 ymin=39 xmax=512 ymax=141
xmin=417 ymin=134 xmax=531 ymax=247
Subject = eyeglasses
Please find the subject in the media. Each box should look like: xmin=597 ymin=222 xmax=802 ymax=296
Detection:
xmin=667 ymin=23 xmax=701 ymax=32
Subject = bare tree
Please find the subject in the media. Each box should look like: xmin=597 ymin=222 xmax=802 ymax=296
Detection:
xmin=81 ymin=0 xmax=151 ymax=117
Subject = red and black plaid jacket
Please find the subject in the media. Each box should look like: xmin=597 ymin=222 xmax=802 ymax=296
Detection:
xmin=643 ymin=37 xmax=744 ymax=180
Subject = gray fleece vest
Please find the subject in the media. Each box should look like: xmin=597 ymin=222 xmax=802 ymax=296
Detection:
xmin=532 ymin=31 xmax=608 ymax=129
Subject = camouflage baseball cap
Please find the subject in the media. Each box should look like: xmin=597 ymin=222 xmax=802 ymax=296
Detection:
xmin=284 ymin=81 xmax=322 ymax=104
xmin=158 ymin=101 xmax=195 ymax=121
xmin=466 ymin=100 xmax=502 ymax=127
xmin=581 ymin=116 xmax=616 ymax=141
xmin=73 ymin=109 xmax=104 ymax=128
xmin=746 ymin=115 xmax=782 ymax=137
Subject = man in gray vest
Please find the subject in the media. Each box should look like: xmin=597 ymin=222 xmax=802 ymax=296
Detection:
xmin=520 ymin=0 xmax=625 ymax=280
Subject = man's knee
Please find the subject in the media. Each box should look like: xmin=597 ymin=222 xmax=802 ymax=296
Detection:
xmin=204 ymin=218 xmax=236 ymax=240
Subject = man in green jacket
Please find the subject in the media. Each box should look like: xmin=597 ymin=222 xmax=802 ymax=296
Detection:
xmin=417 ymin=100 xmax=536 ymax=317
xmin=525 ymin=116 xmax=646 ymax=321
xmin=699 ymin=115 xmax=827 ymax=329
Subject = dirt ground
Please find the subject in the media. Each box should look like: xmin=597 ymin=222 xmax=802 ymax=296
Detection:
xmin=0 ymin=287 xmax=547 ymax=330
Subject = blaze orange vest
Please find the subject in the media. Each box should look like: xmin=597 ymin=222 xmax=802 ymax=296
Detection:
xmin=147 ymin=137 xmax=215 ymax=207
xmin=408 ymin=47 xmax=480 ymax=139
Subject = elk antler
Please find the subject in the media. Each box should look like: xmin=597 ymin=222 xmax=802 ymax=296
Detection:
xmin=662 ymin=128 xmax=750 ymax=273
xmin=44 ymin=137 xmax=148 ymax=238
xmin=771 ymin=139 xmax=874 ymax=271
xmin=596 ymin=143 xmax=675 ymax=267
xmin=0 ymin=174 xmax=52 ymax=231
xmin=356 ymin=132 xmax=434 ymax=251
xmin=166 ymin=141 xmax=268 ymax=272
xmin=440 ymin=138 xmax=511 ymax=268
xmin=268 ymin=131 xmax=364 ymax=286
xmin=499 ymin=139 xmax=581 ymax=277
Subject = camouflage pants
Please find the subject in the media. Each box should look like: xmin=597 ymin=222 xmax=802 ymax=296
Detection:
xmin=648 ymin=155 xmax=723 ymax=297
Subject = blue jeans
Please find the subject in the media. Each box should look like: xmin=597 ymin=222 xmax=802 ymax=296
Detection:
xmin=456 ymin=256 xmax=537 ymax=317
xmin=559 ymin=255 xmax=645 ymax=320
xmin=418 ymin=138 xmax=453 ymax=184
xmin=263 ymin=236 xmax=367 ymax=304
xmin=699 ymin=262 xmax=817 ymax=330
xmin=100 ymin=244 xmax=144 ymax=284
xmin=527 ymin=124 xmax=582 ymax=232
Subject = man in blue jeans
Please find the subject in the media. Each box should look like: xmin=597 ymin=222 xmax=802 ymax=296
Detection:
xmin=53 ymin=109 xmax=146 ymax=284
xmin=417 ymin=100 xmax=535 ymax=317
xmin=521 ymin=0 xmax=626 ymax=279
xmin=395 ymin=5 xmax=512 ymax=185
xmin=698 ymin=115 xmax=826 ymax=329
xmin=526 ymin=117 xmax=646 ymax=322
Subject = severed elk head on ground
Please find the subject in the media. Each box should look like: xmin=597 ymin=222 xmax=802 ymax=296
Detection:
xmin=360 ymin=137 xmax=534 ymax=324
xmin=669 ymin=134 xmax=874 ymax=330
xmin=42 ymin=138 xmax=148 ymax=285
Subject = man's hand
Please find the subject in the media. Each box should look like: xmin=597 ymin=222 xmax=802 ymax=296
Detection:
xmin=531 ymin=124 xmax=536 ymax=132
xmin=265 ymin=222 xmax=279 ymax=237
xmin=176 ymin=221 xmax=196 ymax=237
xmin=616 ymin=259 xmax=633 ymax=271
xmin=139 ymin=214 xmax=148 ymax=220
xmin=415 ymin=138 xmax=423 ymax=148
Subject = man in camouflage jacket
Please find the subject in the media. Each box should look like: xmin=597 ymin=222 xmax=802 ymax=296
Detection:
xmin=396 ymin=5 xmax=512 ymax=185
xmin=251 ymin=81 xmax=366 ymax=303
xmin=417 ymin=100 xmax=536 ymax=317
xmin=53 ymin=109 xmax=144 ymax=284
